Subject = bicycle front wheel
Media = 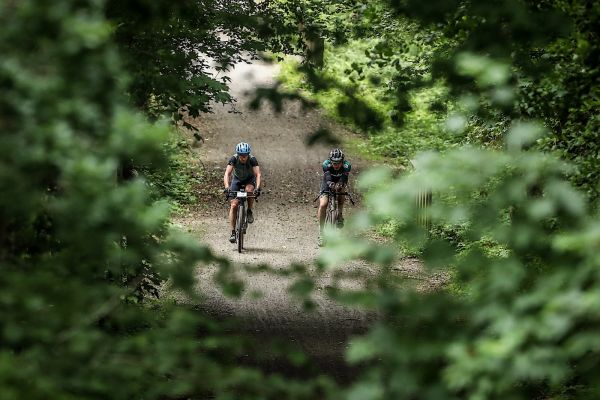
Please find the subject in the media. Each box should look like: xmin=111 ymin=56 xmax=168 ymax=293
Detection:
xmin=325 ymin=198 xmax=338 ymax=228
xmin=237 ymin=203 xmax=245 ymax=253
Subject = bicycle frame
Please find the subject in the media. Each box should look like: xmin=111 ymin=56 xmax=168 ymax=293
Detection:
xmin=320 ymin=191 xmax=355 ymax=229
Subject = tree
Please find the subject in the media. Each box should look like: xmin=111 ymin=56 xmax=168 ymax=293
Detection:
xmin=275 ymin=1 xmax=600 ymax=398
xmin=3 ymin=0 xmax=599 ymax=398
xmin=0 ymin=1 xmax=333 ymax=398
xmin=106 ymin=0 xmax=301 ymax=121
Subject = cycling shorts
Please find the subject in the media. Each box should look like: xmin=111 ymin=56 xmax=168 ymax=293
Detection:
xmin=229 ymin=175 xmax=257 ymax=192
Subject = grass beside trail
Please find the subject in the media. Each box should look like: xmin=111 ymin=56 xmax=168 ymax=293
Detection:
xmin=277 ymin=40 xmax=462 ymax=169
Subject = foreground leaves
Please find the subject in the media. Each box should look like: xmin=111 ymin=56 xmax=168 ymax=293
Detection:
xmin=0 ymin=1 xmax=335 ymax=399
xmin=332 ymin=130 xmax=600 ymax=399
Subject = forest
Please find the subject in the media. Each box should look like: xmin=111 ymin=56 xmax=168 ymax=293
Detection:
xmin=1 ymin=0 xmax=599 ymax=399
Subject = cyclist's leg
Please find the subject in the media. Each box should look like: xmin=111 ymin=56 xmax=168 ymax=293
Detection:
xmin=318 ymin=194 xmax=329 ymax=230
xmin=229 ymin=199 xmax=239 ymax=229
xmin=228 ymin=177 xmax=242 ymax=241
xmin=245 ymin=176 xmax=256 ymax=223
xmin=245 ymin=176 xmax=256 ymax=209
xmin=317 ymin=181 xmax=330 ymax=246
xmin=228 ymin=198 xmax=239 ymax=242
xmin=317 ymin=193 xmax=330 ymax=246
xmin=318 ymin=181 xmax=330 ymax=231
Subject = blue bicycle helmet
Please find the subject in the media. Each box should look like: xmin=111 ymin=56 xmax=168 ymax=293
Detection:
xmin=235 ymin=142 xmax=251 ymax=155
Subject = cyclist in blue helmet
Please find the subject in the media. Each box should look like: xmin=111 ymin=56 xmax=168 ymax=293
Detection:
xmin=224 ymin=142 xmax=262 ymax=243
xmin=317 ymin=148 xmax=351 ymax=246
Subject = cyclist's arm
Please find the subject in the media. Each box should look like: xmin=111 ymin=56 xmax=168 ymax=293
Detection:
xmin=253 ymin=165 xmax=262 ymax=189
xmin=340 ymin=162 xmax=351 ymax=186
xmin=324 ymin=170 xmax=335 ymax=188
xmin=323 ymin=170 xmax=331 ymax=181
xmin=223 ymin=164 xmax=234 ymax=189
xmin=340 ymin=173 xmax=349 ymax=186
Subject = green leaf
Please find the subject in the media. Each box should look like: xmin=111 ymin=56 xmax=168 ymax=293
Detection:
xmin=347 ymin=337 xmax=378 ymax=364
xmin=506 ymin=121 xmax=545 ymax=152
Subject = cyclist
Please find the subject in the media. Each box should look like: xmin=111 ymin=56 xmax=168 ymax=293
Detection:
xmin=317 ymin=148 xmax=351 ymax=246
xmin=224 ymin=142 xmax=262 ymax=243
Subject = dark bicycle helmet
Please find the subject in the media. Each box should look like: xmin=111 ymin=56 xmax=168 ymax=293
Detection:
xmin=329 ymin=148 xmax=344 ymax=162
xmin=235 ymin=142 xmax=251 ymax=155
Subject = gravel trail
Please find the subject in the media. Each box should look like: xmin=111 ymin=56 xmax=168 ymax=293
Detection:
xmin=174 ymin=59 xmax=421 ymax=380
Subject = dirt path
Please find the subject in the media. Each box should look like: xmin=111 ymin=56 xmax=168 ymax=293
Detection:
xmin=173 ymin=59 xmax=421 ymax=379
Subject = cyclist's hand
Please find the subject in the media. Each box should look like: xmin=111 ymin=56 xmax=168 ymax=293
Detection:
xmin=327 ymin=181 xmax=336 ymax=190
xmin=334 ymin=182 xmax=344 ymax=192
xmin=253 ymin=188 xmax=261 ymax=196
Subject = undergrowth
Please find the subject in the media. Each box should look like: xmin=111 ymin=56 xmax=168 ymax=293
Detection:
xmin=142 ymin=128 xmax=203 ymax=212
xmin=278 ymin=40 xmax=462 ymax=167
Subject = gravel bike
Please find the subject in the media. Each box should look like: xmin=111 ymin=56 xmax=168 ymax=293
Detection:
xmin=314 ymin=190 xmax=355 ymax=247
xmin=226 ymin=188 xmax=259 ymax=253
xmin=323 ymin=190 xmax=354 ymax=228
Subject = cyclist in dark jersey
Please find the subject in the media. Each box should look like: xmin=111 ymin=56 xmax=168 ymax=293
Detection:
xmin=223 ymin=142 xmax=262 ymax=243
xmin=317 ymin=148 xmax=351 ymax=246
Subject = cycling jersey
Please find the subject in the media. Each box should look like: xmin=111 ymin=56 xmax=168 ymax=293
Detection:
xmin=228 ymin=154 xmax=259 ymax=181
xmin=322 ymin=159 xmax=351 ymax=185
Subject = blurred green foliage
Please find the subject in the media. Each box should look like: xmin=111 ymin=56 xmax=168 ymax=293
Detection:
xmin=106 ymin=0 xmax=299 ymax=118
xmin=278 ymin=1 xmax=600 ymax=398
xmin=0 ymin=1 xmax=334 ymax=399
xmin=3 ymin=0 xmax=600 ymax=399
xmin=279 ymin=48 xmax=458 ymax=164
xmin=277 ymin=4 xmax=460 ymax=165
xmin=325 ymin=129 xmax=600 ymax=399
xmin=279 ymin=0 xmax=600 ymax=207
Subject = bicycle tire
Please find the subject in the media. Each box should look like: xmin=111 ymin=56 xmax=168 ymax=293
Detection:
xmin=324 ymin=209 xmax=330 ymax=225
xmin=325 ymin=194 xmax=338 ymax=228
xmin=324 ymin=201 xmax=332 ymax=226
xmin=332 ymin=209 xmax=340 ymax=227
xmin=237 ymin=202 xmax=245 ymax=253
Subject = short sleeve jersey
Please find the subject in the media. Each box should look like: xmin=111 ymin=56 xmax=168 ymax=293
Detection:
xmin=228 ymin=154 xmax=259 ymax=181
xmin=322 ymin=159 xmax=351 ymax=183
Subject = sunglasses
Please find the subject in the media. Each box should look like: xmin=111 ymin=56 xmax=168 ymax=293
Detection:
xmin=332 ymin=161 xmax=342 ymax=165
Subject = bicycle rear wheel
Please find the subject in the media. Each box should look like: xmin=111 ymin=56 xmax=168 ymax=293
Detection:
xmin=237 ymin=203 xmax=245 ymax=253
